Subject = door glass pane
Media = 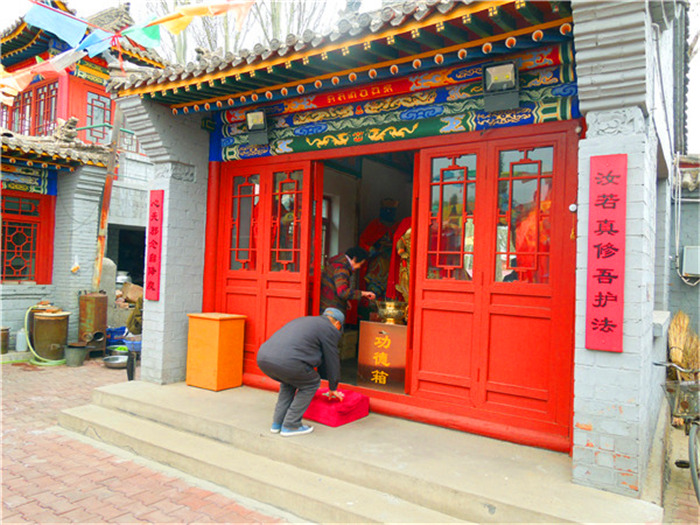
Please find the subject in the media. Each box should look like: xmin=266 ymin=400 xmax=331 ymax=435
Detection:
xmin=270 ymin=170 xmax=303 ymax=272
xmin=427 ymin=154 xmax=477 ymax=280
xmin=229 ymin=174 xmax=260 ymax=270
xmin=495 ymin=147 xmax=553 ymax=283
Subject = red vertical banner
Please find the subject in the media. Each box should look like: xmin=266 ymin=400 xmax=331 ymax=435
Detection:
xmin=586 ymin=155 xmax=627 ymax=352
xmin=145 ymin=190 xmax=164 ymax=301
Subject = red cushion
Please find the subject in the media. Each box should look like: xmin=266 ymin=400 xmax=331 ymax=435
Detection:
xmin=303 ymin=388 xmax=369 ymax=427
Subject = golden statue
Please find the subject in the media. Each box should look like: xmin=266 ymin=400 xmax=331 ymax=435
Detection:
xmin=395 ymin=227 xmax=411 ymax=304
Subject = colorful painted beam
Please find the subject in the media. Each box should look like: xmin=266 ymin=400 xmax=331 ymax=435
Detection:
xmin=215 ymin=43 xmax=574 ymax=126
xmin=218 ymin=65 xmax=576 ymax=144
xmin=218 ymin=92 xmax=579 ymax=161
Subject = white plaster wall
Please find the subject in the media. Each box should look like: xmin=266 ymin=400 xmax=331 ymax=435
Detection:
xmin=323 ymin=166 xmax=359 ymax=255
xmin=654 ymin=176 xmax=671 ymax=312
xmin=647 ymin=14 xmax=676 ymax=178
xmin=358 ymin=157 xmax=412 ymax=234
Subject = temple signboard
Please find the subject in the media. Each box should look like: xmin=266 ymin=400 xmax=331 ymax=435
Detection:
xmin=145 ymin=190 xmax=164 ymax=301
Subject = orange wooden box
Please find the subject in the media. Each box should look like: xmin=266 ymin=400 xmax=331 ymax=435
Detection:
xmin=186 ymin=313 xmax=246 ymax=391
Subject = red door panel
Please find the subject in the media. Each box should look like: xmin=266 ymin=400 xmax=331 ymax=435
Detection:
xmin=260 ymin=165 xmax=313 ymax=339
xmin=410 ymin=123 xmax=577 ymax=446
xmin=411 ymin=146 xmax=483 ymax=405
xmin=217 ymin=160 xmax=316 ymax=375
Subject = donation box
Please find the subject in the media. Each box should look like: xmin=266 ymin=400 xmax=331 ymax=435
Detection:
xmin=357 ymin=321 xmax=407 ymax=393
xmin=186 ymin=313 xmax=246 ymax=391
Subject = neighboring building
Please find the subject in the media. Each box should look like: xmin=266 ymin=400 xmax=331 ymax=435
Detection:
xmin=1 ymin=119 xmax=109 ymax=345
xmin=667 ymin=155 xmax=700 ymax=328
xmin=1 ymin=1 xmax=165 ymax=345
xmin=103 ymin=0 xmax=698 ymax=498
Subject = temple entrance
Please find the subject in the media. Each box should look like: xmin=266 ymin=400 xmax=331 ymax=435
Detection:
xmin=212 ymin=121 xmax=578 ymax=449
xmin=318 ymin=152 xmax=415 ymax=389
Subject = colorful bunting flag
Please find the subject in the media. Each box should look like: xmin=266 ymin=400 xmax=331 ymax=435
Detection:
xmin=2 ymin=0 xmax=257 ymax=106
xmin=122 ymin=21 xmax=161 ymax=49
xmin=38 ymin=49 xmax=88 ymax=73
xmin=23 ymin=2 xmax=88 ymax=48
xmin=0 ymin=49 xmax=87 ymax=106
xmin=78 ymin=29 xmax=114 ymax=58
xmin=146 ymin=0 xmax=255 ymax=35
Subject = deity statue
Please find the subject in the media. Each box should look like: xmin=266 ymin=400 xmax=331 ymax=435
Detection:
xmin=395 ymin=227 xmax=411 ymax=304
xmin=359 ymin=198 xmax=399 ymax=298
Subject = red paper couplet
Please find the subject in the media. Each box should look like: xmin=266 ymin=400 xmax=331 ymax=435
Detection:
xmin=145 ymin=190 xmax=164 ymax=301
xmin=585 ymin=155 xmax=627 ymax=352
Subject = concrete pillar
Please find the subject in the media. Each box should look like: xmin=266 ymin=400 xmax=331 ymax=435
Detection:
xmin=572 ymin=107 xmax=666 ymax=497
xmin=118 ymin=96 xmax=209 ymax=384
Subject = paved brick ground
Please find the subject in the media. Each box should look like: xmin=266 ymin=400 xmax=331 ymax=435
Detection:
xmin=1 ymin=358 xmax=291 ymax=524
xmin=663 ymin=426 xmax=700 ymax=524
xmin=3 ymin=355 xmax=698 ymax=523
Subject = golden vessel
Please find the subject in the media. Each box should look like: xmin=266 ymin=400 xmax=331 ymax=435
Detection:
xmin=376 ymin=301 xmax=407 ymax=324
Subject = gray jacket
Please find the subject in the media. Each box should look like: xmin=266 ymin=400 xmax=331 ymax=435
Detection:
xmin=257 ymin=316 xmax=342 ymax=390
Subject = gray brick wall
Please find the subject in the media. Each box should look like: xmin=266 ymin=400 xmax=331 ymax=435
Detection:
xmin=109 ymin=152 xmax=152 ymax=228
xmin=572 ymin=108 xmax=666 ymax=498
xmin=572 ymin=2 xmax=647 ymax=115
xmin=570 ymin=0 xmax=689 ymax=497
xmin=119 ymin=96 xmax=210 ymax=384
xmin=53 ymin=165 xmax=106 ymax=343
xmin=0 ymin=286 xmax=53 ymax=350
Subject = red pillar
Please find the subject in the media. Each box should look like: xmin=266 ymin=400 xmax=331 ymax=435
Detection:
xmin=56 ymin=71 xmax=70 ymax=121
xmin=202 ymin=161 xmax=221 ymax=312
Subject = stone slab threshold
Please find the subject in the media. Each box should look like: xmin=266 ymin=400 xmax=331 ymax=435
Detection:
xmin=59 ymin=381 xmax=663 ymax=524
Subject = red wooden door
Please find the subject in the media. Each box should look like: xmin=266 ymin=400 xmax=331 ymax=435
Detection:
xmin=410 ymin=124 xmax=578 ymax=447
xmin=217 ymin=160 xmax=317 ymax=374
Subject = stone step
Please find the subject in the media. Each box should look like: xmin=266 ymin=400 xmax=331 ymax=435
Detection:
xmin=59 ymin=404 xmax=462 ymax=524
xmin=59 ymin=381 xmax=663 ymax=523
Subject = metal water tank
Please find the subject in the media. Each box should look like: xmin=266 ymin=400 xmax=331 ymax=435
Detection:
xmin=32 ymin=311 xmax=70 ymax=360
xmin=79 ymin=292 xmax=108 ymax=355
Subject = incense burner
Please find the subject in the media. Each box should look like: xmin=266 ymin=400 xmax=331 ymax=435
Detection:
xmin=376 ymin=301 xmax=407 ymax=324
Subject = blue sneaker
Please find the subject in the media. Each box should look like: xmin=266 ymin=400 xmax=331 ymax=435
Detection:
xmin=270 ymin=422 xmax=282 ymax=434
xmin=280 ymin=425 xmax=314 ymax=437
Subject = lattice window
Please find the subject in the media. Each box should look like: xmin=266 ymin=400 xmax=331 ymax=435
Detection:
xmin=1 ymin=104 xmax=9 ymax=128
xmin=11 ymin=91 xmax=32 ymax=134
xmin=119 ymin=131 xmax=145 ymax=155
xmin=34 ymin=82 xmax=58 ymax=136
xmin=427 ymin=154 xmax=477 ymax=280
xmin=229 ymin=174 xmax=260 ymax=271
xmin=86 ymin=92 xmax=112 ymax=144
xmin=270 ymin=170 xmax=303 ymax=272
xmin=1 ymin=195 xmax=41 ymax=282
xmin=495 ymin=147 xmax=553 ymax=284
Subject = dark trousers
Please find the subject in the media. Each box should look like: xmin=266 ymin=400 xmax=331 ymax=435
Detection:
xmin=257 ymin=358 xmax=320 ymax=429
